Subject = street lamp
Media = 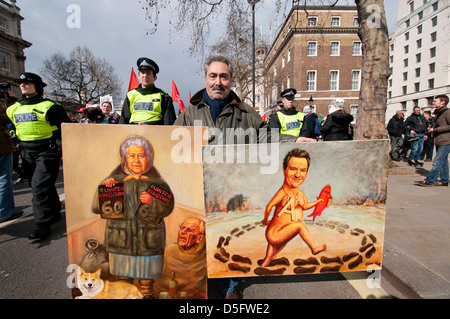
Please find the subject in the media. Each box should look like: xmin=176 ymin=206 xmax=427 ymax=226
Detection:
xmin=309 ymin=96 xmax=314 ymax=105
xmin=248 ymin=0 xmax=260 ymax=109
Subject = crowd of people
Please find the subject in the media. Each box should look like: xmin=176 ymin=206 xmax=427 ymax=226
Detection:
xmin=386 ymin=95 xmax=449 ymax=187
xmin=1 ymin=53 xmax=448 ymax=299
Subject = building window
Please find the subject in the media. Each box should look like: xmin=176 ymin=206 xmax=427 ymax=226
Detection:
xmin=0 ymin=18 xmax=7 ymax=29
xmin=428 ymin=79 xmax=434 ymax=89
xmin=406 ymin=19 xmax=410 ymax=27
xmin=401 ymin=101 xmax=407 ymax=110
xmin=432 ymin=16 xmax=438 ymax=27
xmin=350 ymin=105 xmax=358 ymax=124
xmin=404 ymin=58 xmax=409 ymax=67
xmin=353 ymin=16 xmax=359 ymax=27
xmin=417 ymin=39 xmax=422 ymax=48
xmin=405 ymin=32 xmax=409 ymax=41
xmin=417 ymin=25 xmax=422 ymax=34
xmin=287 ymin=48 xmax=291 ymax=62
xmin=404 ymin=45 xmax=409 ymax=54
xmin=430 ymin=47 xmax=436 ymax=58
xmin=429 ymin=62 xmax=435 ymax=73
xmin=282 ymin=55 xmax=285 ymax=68
xmin=418 ymin=11 xmax=423 ymax=20
xmin=287 ymin=74 xmax=290 ymax=88
xmin=409 ymin=1 xmax=414 ymax=13
xmin=274 ymin=66 xmax=277 ymax=77
xmin=403 ymin=72 xmax=408 ymax=81
xmin=416 ymin=53 xmax=421 ymax=63
xmin=329 ymin=70 xmax=339 ymax=91
xmin=330 ymin=41 xmax=340 ymax=56
xmin=431 ymin=31 xmax=437 ymax=42
xmin=308 ymin=17 xmax=318 ymax=26
xmin=415 ymin=68 xmax=421 ymax=77
xmin=351 ymin=70 xmax=361 ymax=90
xmin=307 ymin=41 xmax=317 ymax=56
xmin=352 ymin=41 xmax=362 ymax=55
xmin=306 ymin=71 xmax=316 ymax=91
xmin=390 ymin=55 xmax=394 ymax=63
xmin=389 ymin=79 xmax=393 ymax=87
xmin=402 ymin=86 xmax=407 ymax=94
xmin=331 ymin=16 xmax=341 ymax=26
xmin=414 ymin=82 xmax=420 ymax=92
xmin=0 ymin=52 xmax=10 ymax=70
xmin=433 ymin=2 xmax=438 ymax=11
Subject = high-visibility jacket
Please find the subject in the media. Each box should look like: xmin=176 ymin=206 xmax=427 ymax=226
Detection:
xmin=127 ymin=89 xmax=164 ymax=124
xmin=6 ymin=100 xmax=58 ymax=141
xmin=277 ymin=110 xmax=305 ymax=137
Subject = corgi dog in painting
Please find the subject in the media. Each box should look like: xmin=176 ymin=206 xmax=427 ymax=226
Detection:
xmin=76 ymin=266 xmax=143 ymax=299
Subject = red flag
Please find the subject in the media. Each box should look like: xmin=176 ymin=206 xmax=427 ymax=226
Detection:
xmin=172 ymin=80 xmax=185 ymax=112
xmin=128 ymin=67 xmax=139 ymax=91
xmin=189 ymin=91 xmax=192 ymax=103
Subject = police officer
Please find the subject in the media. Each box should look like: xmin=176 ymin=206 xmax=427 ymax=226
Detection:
xmin=120 ymin=57 xmax=176 ymax=125
xmin=269 ymin=88 xmax=310 ymax=142
xmin=7 ymin=72 xmax=70 ymax=241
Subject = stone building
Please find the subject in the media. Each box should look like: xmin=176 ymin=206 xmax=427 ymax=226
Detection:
xmin=386 ymin=0 xmax=449 ymax=120
xmin=263 ymin=5 xmax=362 ymax=121
xmin=0 ymin=0 xmax=31 ymax=100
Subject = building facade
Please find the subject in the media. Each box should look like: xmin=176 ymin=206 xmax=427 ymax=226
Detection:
xmin=0 ymin=0 xmax=31 ymax=99
xmin=386 ymin=0 xmax=450 ymax=121
xmin=263 ymin=5 xmax=362 ymax=121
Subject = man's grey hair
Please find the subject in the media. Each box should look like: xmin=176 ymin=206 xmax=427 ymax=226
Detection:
xmin=204 ymin=54 xmax=234 ymax=78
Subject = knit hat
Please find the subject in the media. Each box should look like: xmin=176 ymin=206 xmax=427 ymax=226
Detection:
xmin=303 ymin=105 xmax=312 ymax=115
xmin=328 ymin=98 xmax=345 ymax=114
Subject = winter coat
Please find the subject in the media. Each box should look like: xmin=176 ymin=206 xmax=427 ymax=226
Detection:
xmin=433 ymin=107 xmax=450 ymax=146
xmin=404 ymin=113 xmax=427 ymax=134
xmin=0 ymin=107 xmax=14 ymax=155
xmin=174 ymin=89 xmax=272 ymax=144
xmin=319 ymin=111 xmax=354 ymax=141
xmin=386 ymin=115 xmax=404 ymax=137
xmin=92 ymin=165 xmax=174 ymax=257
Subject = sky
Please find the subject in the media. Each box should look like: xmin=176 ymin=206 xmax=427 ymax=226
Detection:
xmin=17 ymin=0 xmax=398 ymax=111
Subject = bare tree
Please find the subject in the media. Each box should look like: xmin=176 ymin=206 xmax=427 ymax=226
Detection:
xmin=209 ymin=6 xmax=254 ymax=102
xmin=141 ymin=0 xmax=390 ymax=140
xmin=40 ymin=45 xmax=122 ymax=108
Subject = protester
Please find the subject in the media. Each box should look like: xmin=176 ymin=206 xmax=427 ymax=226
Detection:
xmin=76 ymin=107 xmax=89 ymax=123
xmin=319 ymin=98 xmax=354 ymax=141
xmin=6 ymin=72 xmax=70 ymax=240
xmin=415 ymin=95 xmax=449 ymax=187
xmin=302 ymin=105 xmax=320 ymax=139
xmin=386 ymin=109 xmax=405 ymax=161
xmin=269 ymin=88 xmax=314 ymax=142
xmin=0 ymin=106 xmax=22 ymax=223
xmin=175 ymin=54 xmax=274 ymax=298
xmin=404 ymin=106 xmax=427 ymax=167
xmin=100 ymin=95 xmax=120 ymax=124
xmin=420 ymin=110 xmax=434 ymax=162
xmin=85 ymin=106 xmax=105 ymax=123
xmin=120 ymin=57 xmax=176 ymax=125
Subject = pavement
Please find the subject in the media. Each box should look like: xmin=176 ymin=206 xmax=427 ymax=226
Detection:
xmin=1 ymin=158 xmax=450 ymax=300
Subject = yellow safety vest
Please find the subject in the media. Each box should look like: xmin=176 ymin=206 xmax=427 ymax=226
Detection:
xmin=6 ymin=100 xmax=58 ymax=141
xmin=277 ymin=111 xmax=304 ymax=137
xmin=128 ymin=89 xmax=164 ymax=124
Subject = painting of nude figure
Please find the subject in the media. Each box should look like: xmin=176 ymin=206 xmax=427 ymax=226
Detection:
xmin=202 ymin=140 xmax=389 ymax=278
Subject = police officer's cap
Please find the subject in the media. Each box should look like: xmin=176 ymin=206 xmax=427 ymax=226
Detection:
xmin=280 ymin=88 xmax=296 ymax=99
xmin=15 ymin=72 xmax=47 ymax=87
xmin=137 ymin=57 xmax=159 ymax=74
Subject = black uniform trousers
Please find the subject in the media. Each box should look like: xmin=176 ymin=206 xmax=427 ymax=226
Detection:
xmin=20 ymin=140 xmax=61 ymax=227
